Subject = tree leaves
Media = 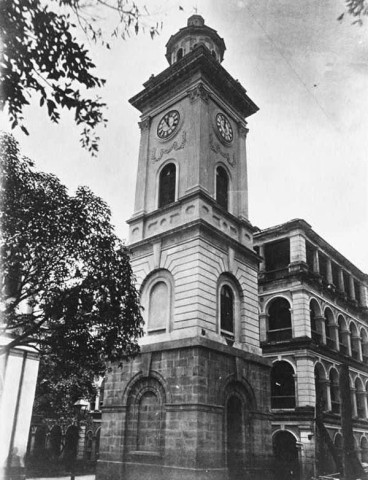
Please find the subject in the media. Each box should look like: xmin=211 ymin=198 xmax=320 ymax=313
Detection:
xmin=0 ymin=0 xmax=160 ymax=156
xmin=0 ymin=132 xmax=143 ymax=392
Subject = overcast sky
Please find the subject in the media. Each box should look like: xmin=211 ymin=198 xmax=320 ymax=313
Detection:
xmin=2 ymin=0 xmax=368 ymax=271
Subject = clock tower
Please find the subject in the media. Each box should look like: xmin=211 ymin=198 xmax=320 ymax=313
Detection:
xmin=97 ymin=16 xmax=273 ymax=480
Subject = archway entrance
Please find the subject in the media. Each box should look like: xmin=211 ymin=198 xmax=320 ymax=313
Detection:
xmin=273 ymin=431 xmax=300 ymax=480
xmin=227 ymin=396 xmax=243 ymax=480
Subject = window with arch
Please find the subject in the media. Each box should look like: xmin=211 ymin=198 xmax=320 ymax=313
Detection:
xmin=350 ymin=322 xmax=360 ymax=360
xmin=125 ymin=377 xmax=166 ymax=456
xmin=159 ymin=163 xmax=176 ymax=208
xmin=315 ymin=363 xmax=328 ymax=411
xmin=310 ymin=299 xmax=322 ymax=343
xmin=361 ymin=329 xmax=368 ymax=362
xmin=149 ymin=281 xmax=168 ymax=332
xmin=324 ymin=308 xmax=336 ymax=349
xmin=355 ymin=377 xmax=366 ymax=419
xmin=176 ymin=48 xmax=183 ymax=61
xmin=334 ymin=433 xmax=343 ymax=471
xmin=329 ymin=368 xmax=340 ymax=414
xmin=137 ymin=391 xmax=161 ymax=452
xmin=361 ymin=437 xmax=368 ymax=463
xmin=267 ymin=297 xmax=292 ymax=341
xmin=142 ymin=270 xmax=174 ymax=334
xmin=271 ymin=361 xmax=296 ymax=409
xmin=220 ymin=285 xmax=234 ymax=337
xmin=338 ymin=315 xmax=349 ymax=355
xmin=216 ymin=166 xmax=229 ymax=210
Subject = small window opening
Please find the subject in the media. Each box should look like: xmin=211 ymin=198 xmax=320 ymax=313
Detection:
xmin=176 ymin=48 xmax=183 ymax=61
xmin=306 ymin=242 xmax=315 ymax=271
xmin=159 ymin=163 xmax=176 ymax=208
xmin=220 ymin=285 xmax=234 ymax=336
xmin=268 ymin=298 xmax=292 ymax=341
xmin=342 ymin=271 xmax=349 ymax=293
xmin=332 ymin=263 xmax=339 ymax=287
xmin=319 ymin=253 xmax=328 ymax=282
xmin=264 ymin=239 xmax=290 ymax=272
xmin=329 ymin=369 xmax=340 ymax=413
xmin=271 ymin=361 xmax=295 ymax=409
xmin=216 ymin=166 xmax=228 ymax=210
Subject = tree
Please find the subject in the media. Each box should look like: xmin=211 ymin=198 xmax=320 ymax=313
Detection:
xmin=0 ymin=132 xmax=143 ymax=388
xmin=338 ymin=0 xmax=368 ymax=25
xmin=0 ymin=0 xmax=159 ymax=155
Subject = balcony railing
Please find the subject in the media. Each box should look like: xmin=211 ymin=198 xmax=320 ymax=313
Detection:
xmin=271 ymin=395 xmax=296 ymax=409
xmin=262 ymin=268 xmax=289 ymax=281
xmin=267 ymin=328 xmax=292 ymax=342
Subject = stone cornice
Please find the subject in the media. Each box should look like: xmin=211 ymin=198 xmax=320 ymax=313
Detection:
xmin=138 ymin=335 xmax=271 ymax=368
xmin=129 ymin=46 xmax=258 ymax=119
xmin=254 ymin=219 xmax=367 ymax=281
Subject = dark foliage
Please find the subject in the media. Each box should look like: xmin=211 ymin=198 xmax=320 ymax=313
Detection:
xmin=339 ymin=0 xmax=368 ymax=25
xmin=0 ymin=0 xmax=159 ymax=155
xmin=0 ymin=132 xmax=143 ymax=413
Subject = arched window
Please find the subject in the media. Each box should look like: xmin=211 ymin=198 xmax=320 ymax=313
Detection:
xmin=137 ymin=391 xmax=161 ymax=452
xmin=141 ymin=270 xmax=174 ymax=335
xmin=361 ymin=437 xmax=368 ymax=463
xmin=338 ymin=315 xmax=349 ymax=355
xmin=216 ymin=166 xmax=229 ymax=210
xmin=271 ymin=361 xmax=295 ymax=409
xmin=267 ymin=298 xmax=292 ymax=341
xmin=350 ymin=322 xmax=360 ymax=360
xmin=273 ymin=431 xmax=300 ymax=480
xmin=310 ymin=299 xmax=321 ymax=343
xmin=148 ymin=281 xmax=169 ymax=333
xmin=362 ymin=329 xmax=368 ymax=363
xmin=220 ymin=285 xmax=234 ymax=337
xmin=158 ymin=163 xmax=176 ymax=208
xmin=315 ymin=363 xmax=328 ymax=411
xmin=84 ymin=431 xmax=93 ymax=460
xmin=324 ymin=308 xmax=336 ymax=349
xmin=125 ymin=377 xmax=166 ymax=456
xmin=355 ymin=378 xmax=366 ymax=418
xmin=226 ymin=396 xmax=243 ymax=476
xmin=95 ymin=428 xmax=101 ymax=460
xmin=329 ymin=369 xmax=340 ymax=414
xmin=334 ymin=433 xmax=343 ymax=472
xmin=176 ymin=48 xmax=183 ymax=61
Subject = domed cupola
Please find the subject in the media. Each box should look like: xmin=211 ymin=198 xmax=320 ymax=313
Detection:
xmin=165 ymin=15 xmax=226 ymax=65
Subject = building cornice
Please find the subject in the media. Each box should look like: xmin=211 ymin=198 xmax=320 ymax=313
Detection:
xmin=129 ymin=45 xmax=258 ymax=119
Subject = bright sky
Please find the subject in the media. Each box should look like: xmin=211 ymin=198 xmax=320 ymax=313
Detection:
xmin=2 ymin=0 xmax=368 ymax=272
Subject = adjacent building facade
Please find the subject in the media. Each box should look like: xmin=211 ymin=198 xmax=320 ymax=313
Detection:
xmin=97 ymin=15 xmax=273 ymax=480
xmin=254 ymin=219 xmax=368 ymax=479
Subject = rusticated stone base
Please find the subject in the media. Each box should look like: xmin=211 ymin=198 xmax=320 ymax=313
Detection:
xmin=96 ymin=337 xmax=273 ymax=480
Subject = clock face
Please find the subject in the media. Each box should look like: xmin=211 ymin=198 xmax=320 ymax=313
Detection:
xmin=157 ymin=110 xmax=180 ymax=139
xmin=216 ymin=113 xmax=233 ymax=143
